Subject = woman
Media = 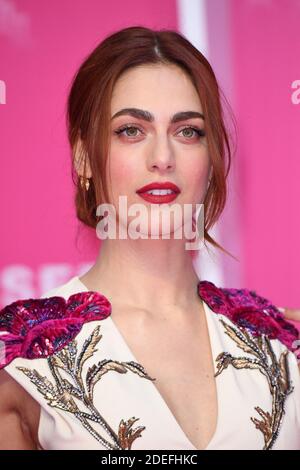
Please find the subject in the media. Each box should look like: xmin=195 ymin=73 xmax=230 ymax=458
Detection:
xmin=0 ymin=26 xmax=299 ymax=450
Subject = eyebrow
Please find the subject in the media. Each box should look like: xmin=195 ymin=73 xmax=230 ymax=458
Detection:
xmin=111 ymin=107 xmax=205 ymax=123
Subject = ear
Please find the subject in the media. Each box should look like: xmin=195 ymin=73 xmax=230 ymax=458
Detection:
xmin=73 ymin=136 xmax=92 ymax=179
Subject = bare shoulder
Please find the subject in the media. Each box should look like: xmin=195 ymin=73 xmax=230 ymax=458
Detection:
xmin=0 ymin=368 xmax=41 ymax=449
xmin=0 ymin=368 xmax=25 ymax=409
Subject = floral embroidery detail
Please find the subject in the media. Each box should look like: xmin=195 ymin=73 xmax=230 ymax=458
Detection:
xmin=198 ymin=281 xmax=300 ymax=359
xmin=213 ymin=318 xmax=294 ymax=450
xmin=198 ymin=280 xmax=298 ymax=449
xmin=16 ymin=324 xmax=155 ymax=450
xmin=0 ymin=292 xmax=111 ymax=368
xmin=0 ymin=280 xmax=298 ymax=450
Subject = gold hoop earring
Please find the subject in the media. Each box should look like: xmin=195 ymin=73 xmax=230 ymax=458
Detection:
xmin=80 ymin=176 xmax=90 ymax=191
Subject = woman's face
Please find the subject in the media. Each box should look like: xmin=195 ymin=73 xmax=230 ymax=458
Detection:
xmin=107 ymin=64 xmax=212 ymax=239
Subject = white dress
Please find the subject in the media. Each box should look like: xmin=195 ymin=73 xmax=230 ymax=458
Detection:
xmin=3 ymin=275 xmax=300 ymax=450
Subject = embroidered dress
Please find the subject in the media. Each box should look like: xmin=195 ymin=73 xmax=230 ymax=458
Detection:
xmin=1 ymin=275 xmax=300 ymax=450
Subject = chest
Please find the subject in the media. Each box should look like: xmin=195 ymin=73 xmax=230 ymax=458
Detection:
xmin=110 ymin=304 xmax=218 ymax=450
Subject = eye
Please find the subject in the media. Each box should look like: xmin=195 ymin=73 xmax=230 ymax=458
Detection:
xmin=177 ymin=126 xmax=206 ymax=139
xmin=114 ymin=125 xmax=143 ymax=138
xmin=113 ymin=124 xmax=206 ymax=140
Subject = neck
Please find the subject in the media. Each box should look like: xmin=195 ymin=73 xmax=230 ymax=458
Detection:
xmin=81 ymin=236 xmax=202 ymax=312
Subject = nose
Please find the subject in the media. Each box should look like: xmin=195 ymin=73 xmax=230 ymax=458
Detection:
xmin=147 ymin=136 xmax=175 ymax=173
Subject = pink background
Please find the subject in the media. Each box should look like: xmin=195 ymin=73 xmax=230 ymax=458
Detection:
xmin=0 ymin=0 xmax=299 ymax=314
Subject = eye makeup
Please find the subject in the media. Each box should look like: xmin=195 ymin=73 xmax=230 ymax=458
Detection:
xmin=113 ymin=124 xmax=206 ymax=140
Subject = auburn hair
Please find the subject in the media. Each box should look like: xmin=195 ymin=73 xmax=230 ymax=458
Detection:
xmin=66 ymin=25 xmax=237 ymax=258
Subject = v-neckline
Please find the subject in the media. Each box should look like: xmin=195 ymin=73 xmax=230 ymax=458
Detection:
xmin=73 ymin=275 xmax=221 ymax=450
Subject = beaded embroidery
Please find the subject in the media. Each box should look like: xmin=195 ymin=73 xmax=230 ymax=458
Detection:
xmin=16 ymin=324 xmax=155 ymax=450
xmin=0 ymin=291 xmax=111 ymax=366
xmin=198 ymin=281 xmax=300 ymax=358
xmin=198 ymin=281 xmax=299 ymax=449
xmin=1 ymin=280 xmax=299 ymax=449
xmin=214 ymin=318 xmax=293 ymax=449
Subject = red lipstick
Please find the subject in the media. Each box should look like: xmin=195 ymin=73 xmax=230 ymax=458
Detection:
xmin=136 ymin=181 xmax=181 ymax=204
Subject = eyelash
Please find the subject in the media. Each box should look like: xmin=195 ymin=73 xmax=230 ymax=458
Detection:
xmin=114 ymin=124 xmax=206 ymax=140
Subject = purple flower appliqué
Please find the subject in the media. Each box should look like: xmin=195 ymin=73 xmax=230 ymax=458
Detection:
xmin=198 ymin=280 xmax=300 ymax=359
xmin=0 ymin=291 xmax=111 ymax=368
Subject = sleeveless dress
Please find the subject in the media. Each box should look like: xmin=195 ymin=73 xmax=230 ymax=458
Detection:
xmin=1 ymin=275 xmax=300 ymax=450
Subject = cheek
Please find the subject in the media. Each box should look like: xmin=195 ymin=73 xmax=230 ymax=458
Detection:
xmin=183 ymin=162 xmax=211 ymax=199
xmin=107 ymin=151 xmax=136 ymax=197
xmin=108 ymin=153 xmax=136 ymax=187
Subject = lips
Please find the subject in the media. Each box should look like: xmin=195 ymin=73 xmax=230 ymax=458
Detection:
xmin=136 ymin=181 xmax=181 ymax=204
xmin=136 ymin=181 xmax=181 ymax=194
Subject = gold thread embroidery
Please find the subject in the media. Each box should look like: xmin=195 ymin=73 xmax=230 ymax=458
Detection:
xmin=215 ymin=318 xmax=294 ymax=450
xmin=16 ymin=324 xmax=156 ymax=450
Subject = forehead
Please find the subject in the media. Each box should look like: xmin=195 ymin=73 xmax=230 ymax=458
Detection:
xmin=111 ymin=64 xmax=202 ymax=115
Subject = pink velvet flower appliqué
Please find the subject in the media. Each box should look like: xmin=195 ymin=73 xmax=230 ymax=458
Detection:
xmin=198 ymin=280 xmax=300 ymax=360
xmin=0 ymin=291 xmax=112 ymax=368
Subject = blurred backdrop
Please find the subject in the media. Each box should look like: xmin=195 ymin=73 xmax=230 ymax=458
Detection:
xmin=0 ymin=0 xmax=299 ymax=311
